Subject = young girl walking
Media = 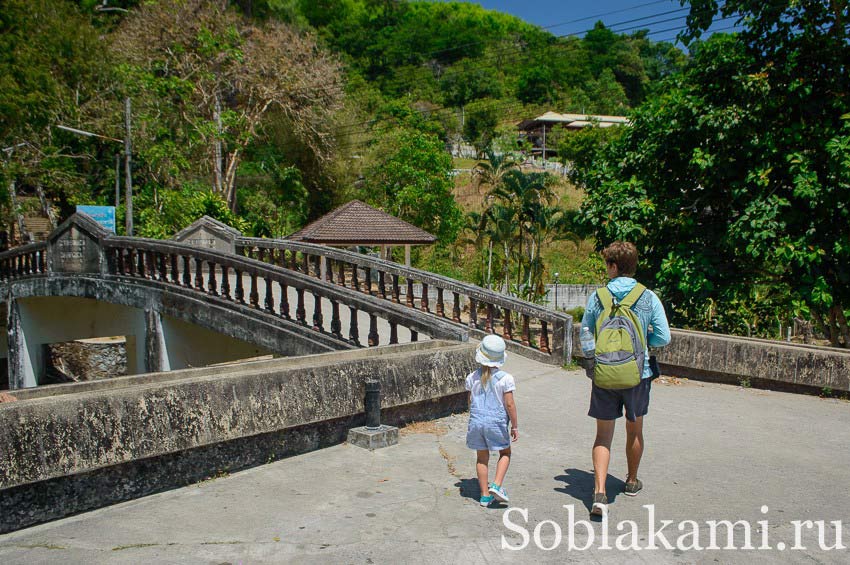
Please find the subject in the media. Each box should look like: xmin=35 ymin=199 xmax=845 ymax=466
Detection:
xmin=465 ymin=335 xmax=519 ymax=507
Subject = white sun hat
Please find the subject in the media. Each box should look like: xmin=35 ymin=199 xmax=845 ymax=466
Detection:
xmin=475 ymin=334 xmax=507 ymax=367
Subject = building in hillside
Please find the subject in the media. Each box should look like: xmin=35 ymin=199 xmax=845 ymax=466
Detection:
xmin=517 ymin=112 xmax=629 ymax=160
xmin=287 ymin=200 xmax=436 ymax=266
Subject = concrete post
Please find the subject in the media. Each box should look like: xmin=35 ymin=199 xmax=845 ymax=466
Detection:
xmin=364 ymin=379 xmax=381 ymax=429
xmin=144 ymin=309 xmax=170 ymax=373
xmin=6 ymin=299 xmax=37 ymax=389
xmin=347 ymin=378 xmax=398 ymax=450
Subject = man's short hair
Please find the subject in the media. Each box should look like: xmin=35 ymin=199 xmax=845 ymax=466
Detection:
xmin=602 ymin=241 xmax=638 ymax=277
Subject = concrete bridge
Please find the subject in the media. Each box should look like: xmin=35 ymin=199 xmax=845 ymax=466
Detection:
xmin=1 ymin=213 xmax=849 ymax=549
xmin=0 ymin=213 xmax=571 ymax=389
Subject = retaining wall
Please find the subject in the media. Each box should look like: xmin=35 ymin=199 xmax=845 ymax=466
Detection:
xmin=0 ymin=340 xmax=476 ymax=533
xmin=572 ymin=325 xmax=850 ymax=392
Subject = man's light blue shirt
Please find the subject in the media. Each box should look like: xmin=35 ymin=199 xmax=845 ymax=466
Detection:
xmin=580 ymin=277 xmax=671 ymax=379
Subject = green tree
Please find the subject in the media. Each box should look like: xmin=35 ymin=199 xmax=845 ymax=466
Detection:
xmin=363 ymin=127 xmax=462 ymax=244
xmin=463 ymin=99 xmax=499 ymax=156
xmin=579 ymin=2 xmax=850 ymax=346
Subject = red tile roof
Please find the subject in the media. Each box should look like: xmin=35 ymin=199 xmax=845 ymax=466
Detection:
xmin=287 ymin=200 xmax=436 ymax=245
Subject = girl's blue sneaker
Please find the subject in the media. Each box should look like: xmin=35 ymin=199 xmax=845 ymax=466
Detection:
xmin=479 ymin=495 xmax=494 ymax=507
xmin=489 ymin=483 xmax=509 ymax=503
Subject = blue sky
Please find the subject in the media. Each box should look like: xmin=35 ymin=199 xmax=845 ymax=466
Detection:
xmin=454 ymin=0 xmax=738 ymax=45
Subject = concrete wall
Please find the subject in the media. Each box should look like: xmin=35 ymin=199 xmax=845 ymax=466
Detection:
xmin=572 ymin=325 xmax=850 ymax=392
xmin=0 ymin=341 xmax=476 ymax=533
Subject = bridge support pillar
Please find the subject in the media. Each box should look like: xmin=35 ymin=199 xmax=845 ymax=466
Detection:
xmin=145 ymin=309 xmax=170 ymax=374
xmin=6 ymin=299 xmax=37 ymax=389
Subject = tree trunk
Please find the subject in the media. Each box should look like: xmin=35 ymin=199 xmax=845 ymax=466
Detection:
xmin=223 ymin=147 xmax=242 ymax=213
xmin=828 ymin=307 xmax=840 ymax=347
xmin=487 ymin=240 xmax=493 ymax=289
xmin=213 ymin=93 xmax=223 ymax=195
xmin=835 ymin=303 xmax=850 ymax=348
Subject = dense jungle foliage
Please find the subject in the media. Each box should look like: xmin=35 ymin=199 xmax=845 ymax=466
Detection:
xmin=1 ymin=0 xmax=848 ymax=345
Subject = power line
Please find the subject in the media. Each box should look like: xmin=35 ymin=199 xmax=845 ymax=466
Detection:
xmin=334 ymin=13 xmax=739 ymax=141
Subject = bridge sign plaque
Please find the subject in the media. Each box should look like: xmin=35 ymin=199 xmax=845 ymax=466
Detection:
xmin=172 ymin=216 xmax=240 ymax=255
xmin=48 ymin=213 xmax=108 ymax=274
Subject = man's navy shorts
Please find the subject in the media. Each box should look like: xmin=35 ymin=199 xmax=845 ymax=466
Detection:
xmin=588 ymin=378 xmax=652 ymax=422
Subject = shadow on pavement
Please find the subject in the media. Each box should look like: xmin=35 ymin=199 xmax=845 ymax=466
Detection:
xmin=455 ymin=478 xmax=481 ymax=502
xmin=554 ymin=468 xmax=626 ymax=513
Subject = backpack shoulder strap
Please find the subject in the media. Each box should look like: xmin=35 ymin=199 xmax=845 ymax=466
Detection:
xmin=596 ymin=286 xmax=614 ymax=310
xmin=620 ymin=283 xmax=647 ymax=309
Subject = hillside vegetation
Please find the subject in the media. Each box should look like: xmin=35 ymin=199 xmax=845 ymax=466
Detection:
xmin=2 ymin=0 xmax=847 ymax=345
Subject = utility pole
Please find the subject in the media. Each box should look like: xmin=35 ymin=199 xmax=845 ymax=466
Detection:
xmin=114 ymin=153 xmax=120 ymax=210
xmin=124 ymin=97 xmax=133 ymax=236
xmin=213 ymin=93 xmax=223 ymax=194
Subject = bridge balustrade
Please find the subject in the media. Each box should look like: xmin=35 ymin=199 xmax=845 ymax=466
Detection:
xmin=0 ymin=242 xmax=47 ymax=280
xmin=102 ymin=238 xmax=464 ymax=348
xmin=236 ymin=238 xmax=572 ymax=364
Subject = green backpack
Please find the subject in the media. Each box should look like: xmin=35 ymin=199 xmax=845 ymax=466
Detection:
xmin=593 ymin=284 xmax=647 ymax=390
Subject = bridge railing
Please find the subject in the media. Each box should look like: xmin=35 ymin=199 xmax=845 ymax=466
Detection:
xmin=101 ymin=237 xmax=467 ymax=347
xmin=236 ymin=237 xmax=572 ymax=364
xmin=0 ymin=242 xmax=47 ymax=281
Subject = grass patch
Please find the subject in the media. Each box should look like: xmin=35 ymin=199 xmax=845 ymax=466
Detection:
xmin=400 ymin=420 xmax=448 ymax=436
xmin=112 ymin=543 xmax=159 ymax=551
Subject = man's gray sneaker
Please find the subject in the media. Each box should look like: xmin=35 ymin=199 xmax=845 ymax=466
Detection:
xmin=590 ymin=492 xmax=607 ymax=516
xmin=624 ymin=479 xmax=643 ymax=497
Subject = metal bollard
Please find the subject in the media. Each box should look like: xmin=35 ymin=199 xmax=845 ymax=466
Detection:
xmin=365 ymin=379 xmax=381 ymax=429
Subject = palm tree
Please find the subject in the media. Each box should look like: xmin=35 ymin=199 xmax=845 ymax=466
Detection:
xmin=490 ymin=170 xmax=556 ymax=295
xmin=472 ymin=149 xmax=519 ymax=196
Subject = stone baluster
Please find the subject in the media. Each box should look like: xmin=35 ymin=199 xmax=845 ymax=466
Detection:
xmin=170 ymin=254 xmax=180 ymax=284
xmin=181 ymin=256 xmax=191 ymax=286
xmin=392 ymin=274 xmax=400 ymax=303
xmin=389 ymin=321 xmax=398 ymax=344
xmin=157 ymin=253 xmax=167 ymax=281
xmin=279 ymin=282 xmax=290 ymax=319
xmin=540 ymin=321 xmax=550 ymax=354
xmin=250 ymin=273 xmax=259 ymax=308
xmin=194 ymin=258 xmax=204 ymax=289
xmin=302 ymin=252 xmax=309 ymax=275
xmin=312 ymin=292 xmax=323 ymax=330
xmin=379 ymin=271 xmax=387 ymax=299
xmin=436 ymin=288 xmax=445 ymax=317
xmin=136 ymin=249 xmax=145 ymax=278
xmin=296 ymin=288 xmax=306 ymax=324
xmin=348 ymin=306 xmax=360 ymax=345
xmin=521 ymin=315 xmax=530 ymax=346
xmin=207 ymin=263 xmax=218 ymax=295
xmin=257 ymin=247 xmax=266 ymax=263
xmin=452 ymin=292 xmax=461 ymax=322
xmin=486 ymin=303 xmax=494 ymax=333
xmin=503 ymin=309 xmax=514 ymax=341
xmin=330 ymin=300 xmax=342 ymax=338
xmin=421 ymin=283 xmax=430 ymax=312
xmin=469 ymin=298 xmax=478 ymax=329
xmin=351 ymin=265 xmax=360 ymax=293
xmin=406 ymin=279 xmax=414 ymax=308
xmin=147 ymin=250 xmax=157 ymax=279
xmin=235 ymin=270 xmax=245 ymax=303
xmin=368 ymin=314 xmax=379 ymax=346
xmin=364 ymin=267 xmax=372 ymax=295
xmin=411 ymin=329 xmax=419 ymax=342
xmin=289 ymin=250 xmax=298 ymax=271
xmin=314 ymin=255 xmax=322 ymax=279
xmin=180 ymin=255 xmax=192 ymax=288
xmin=220 ymin=265 xmax=230 ymax=299
xmin=264 ymin=276 xmax=275 ymax=312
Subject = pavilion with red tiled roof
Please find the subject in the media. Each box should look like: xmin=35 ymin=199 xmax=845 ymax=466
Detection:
xmin=287 ymin=200 xmax=436 ymax=266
